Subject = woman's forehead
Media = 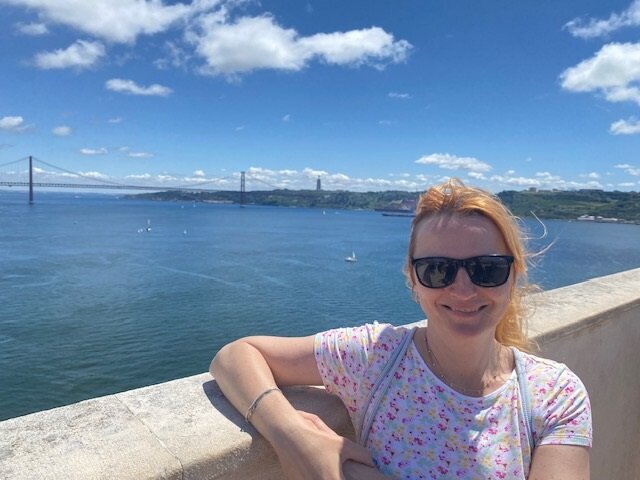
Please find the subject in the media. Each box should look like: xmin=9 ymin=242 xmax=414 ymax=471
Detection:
xmin=414 ymin=213 xmax=506 ymax=253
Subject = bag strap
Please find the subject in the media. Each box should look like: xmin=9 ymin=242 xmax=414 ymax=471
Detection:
xmin=356 ymin=326 xmax=417 ymax=446
xmin=513 ymin=348 xmax=535 ymax=452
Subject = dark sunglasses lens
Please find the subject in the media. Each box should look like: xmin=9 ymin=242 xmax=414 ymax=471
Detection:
xmin=415 ymin=258 xmax=457 ymax=288
xmin=466 ymin=257 xmax=511 ymax=287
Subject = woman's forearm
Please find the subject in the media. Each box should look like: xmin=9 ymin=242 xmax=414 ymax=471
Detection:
xmin=210 ymin=340 xmax=302 ymax=440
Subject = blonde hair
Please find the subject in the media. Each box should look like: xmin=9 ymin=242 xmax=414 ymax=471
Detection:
xmin=405 ymin=178 xmax=535 ymax=352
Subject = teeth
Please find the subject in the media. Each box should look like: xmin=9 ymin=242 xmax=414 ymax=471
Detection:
xmin=451 ymin=307 xmax=479 ymax=313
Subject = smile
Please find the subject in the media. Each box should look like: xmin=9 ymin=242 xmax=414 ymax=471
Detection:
xmin=444 ymin=305 xmax=486 ymax=313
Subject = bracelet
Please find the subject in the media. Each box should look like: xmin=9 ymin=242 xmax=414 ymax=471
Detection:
xmin=245 ymin=387 xmax=281 ymax=423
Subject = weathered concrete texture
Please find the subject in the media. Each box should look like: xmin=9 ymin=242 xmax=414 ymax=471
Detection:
xmin=0 ymin=395 xmax=181 ymax=480
xmin=527 ymin=268 xmax=640 ymax=344
xmin=116 ymin=374 xmax=352 ymax=480
xmin=532 ymin=269 xmax=640 ymax=480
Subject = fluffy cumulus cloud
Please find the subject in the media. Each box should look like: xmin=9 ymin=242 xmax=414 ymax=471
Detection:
xmin=616 ymin=163 xmax=640 ymax=176
xmin=560 ymin=42 xmax=640 ymax=105
xmin=2 ymin=0 xmax=207 ymax=44
xmin=610 ymin=117 xmax=640 ymax=135
xmin=564 ymin=0 xmax=640 ymax=39
xmin=415 ymin=153 xmax=492 ymax=172
xmin=33 ymin=40 xmax=105 ymax=69
xmin=237 ymin=166 xmax=427 ymax=191
xmin=105 ymin=78 xmax=173 ymax=96
xmin=5 ymin=1 xmax=411 ymax=78
xmin=0 ymin=115 xmax=29 ymax=132
xmin=52 ymin=125 xmax=71 ymax=136
xmin=488 ymin=171 xmax=605 ymax=190
xmin=190 ymin=14 xmax=412 ymax=77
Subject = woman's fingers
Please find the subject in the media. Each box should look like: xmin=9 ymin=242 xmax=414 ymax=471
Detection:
xmin=340 ymin=437 xmax=375 ymax=467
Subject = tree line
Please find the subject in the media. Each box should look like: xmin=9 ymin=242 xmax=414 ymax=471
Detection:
xmin=132 ymin=188 xmax=640 ymax=222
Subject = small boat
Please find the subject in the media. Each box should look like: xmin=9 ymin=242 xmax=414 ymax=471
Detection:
xmin=345 ymin=251 xmax=357 ymax=263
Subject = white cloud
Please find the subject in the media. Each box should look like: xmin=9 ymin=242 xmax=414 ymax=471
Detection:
xmin=2 ymin=0 xmax=209 ymax=44
xmin=80 ymin=147 xmax=108 ymax=155
xmin=16 ymin=22 xmax=48 ymax=35
xmin=81 ymin=170 xmax=110 ymax=180
xmin=560 ymin=42 xmax=640 ymax=105
xmin=33 ymin=40 xmax=105 ymax=69
xmin=488 ymin=171 xmax=606 ymax=190
xmin=489 ymin=174 xmax=541 ymax=188
xmin=579 ymin=172 xmax=601 ymax=179
xmin=415 ymin=153 xmax=492 ymax=172
xmin=388 ymin=91 xmax=411 ymax=99
xmin=126 ymin=173 xmax=152 ymax=180
xmin=564 ymin=0 xmax=640 ymax=39
xmin=193 ymin=170 xmax=205 ymax=177
xmin=615 ymin=163 xmax=640 ymax=175
xmin=52 ymin=125 xmax=72 ymax=136
xmin=468 ymin=172 xmax=486 ymax=180
xmin=105 ymin=78 xmax=173 ymax=96
xmin=0 ymin=116 xmax=29 ymax=132
xmin=610 ymin=117 xmax=640 ymax=135
xmin=108 ymin=117 xmax=123 ymax=124
xmin=127 ymin=151 xmax=153 ymax=158
xmin=238 ymin=166 xmax=429 ymax=191
xmin=6 ymin=2 xmax=411 ymax=79
xmin=191 ymin=15 xmax=412 ymax=77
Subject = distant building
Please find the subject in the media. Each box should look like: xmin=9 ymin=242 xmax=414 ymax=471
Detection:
xmin=316 ymin=177 xmax=321 ymax=191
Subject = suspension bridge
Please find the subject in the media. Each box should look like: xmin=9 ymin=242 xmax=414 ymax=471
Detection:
xmin=0 ymin=156 xmax=279 ymax=204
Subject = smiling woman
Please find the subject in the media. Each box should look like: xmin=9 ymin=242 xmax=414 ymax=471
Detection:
xmin=210 ymin=178 xmax=592 ymax=479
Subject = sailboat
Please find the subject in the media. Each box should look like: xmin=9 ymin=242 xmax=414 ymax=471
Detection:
xmin=344 ymin=251 xmax=357 ymax=263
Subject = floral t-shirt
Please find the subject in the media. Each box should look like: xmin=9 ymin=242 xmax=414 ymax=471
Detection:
xmin=314 ymin=323 xmax=592 ymax=479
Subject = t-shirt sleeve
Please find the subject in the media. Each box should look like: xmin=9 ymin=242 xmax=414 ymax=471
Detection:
xmin=533 ymin=363 xmax=592 ymax=447
xmin=314 ymin=323 xmax=383 ymax=415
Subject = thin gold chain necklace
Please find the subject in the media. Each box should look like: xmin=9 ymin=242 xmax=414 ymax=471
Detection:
xmin=424 ymin=331 xmax=499 ymax=396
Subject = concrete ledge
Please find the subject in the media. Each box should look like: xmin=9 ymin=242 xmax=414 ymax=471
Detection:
xmin=1 ymin=268 xmax=639 ymax=479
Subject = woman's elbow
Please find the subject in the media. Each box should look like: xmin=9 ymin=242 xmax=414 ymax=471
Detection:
xmin=210 ymin=339 xmax=242 ymax=378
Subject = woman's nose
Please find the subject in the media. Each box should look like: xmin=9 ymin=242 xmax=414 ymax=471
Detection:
xmin=449 ymin=266 xmax=477 ymax=296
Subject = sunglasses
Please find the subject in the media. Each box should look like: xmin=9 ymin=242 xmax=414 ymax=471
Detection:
xmin=411 ymin=255 xmax=514 ymax=289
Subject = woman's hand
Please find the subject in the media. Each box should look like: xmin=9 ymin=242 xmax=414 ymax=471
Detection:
xmin=272 ymin=410 xmax=387 ymax=480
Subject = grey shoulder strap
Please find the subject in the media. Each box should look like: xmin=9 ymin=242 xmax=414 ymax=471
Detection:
xmin=356 ymin=327 xmax=417 ymax=446
xmin=513 ymin=348 xmax=535 ymax=452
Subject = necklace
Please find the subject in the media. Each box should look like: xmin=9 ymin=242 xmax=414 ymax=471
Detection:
xmin=424 ymin=330 xmax=499 ymax=396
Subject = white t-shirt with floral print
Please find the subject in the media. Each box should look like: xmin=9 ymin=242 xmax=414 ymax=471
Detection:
xmin=314 ymin=323 xmax=592 ymax=480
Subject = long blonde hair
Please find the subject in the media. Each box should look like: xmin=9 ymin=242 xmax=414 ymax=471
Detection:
xmin=405 ymin=178 xmax=535 ymax=352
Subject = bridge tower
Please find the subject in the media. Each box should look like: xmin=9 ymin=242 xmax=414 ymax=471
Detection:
xmin=29 ymin=156 xmax=34 ymax=204
xmin=240 ymin=171 xmax=245 ymax=206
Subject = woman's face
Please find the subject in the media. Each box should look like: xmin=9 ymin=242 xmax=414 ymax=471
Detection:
xmin=411 ymin=213 xmax=513 ymax=339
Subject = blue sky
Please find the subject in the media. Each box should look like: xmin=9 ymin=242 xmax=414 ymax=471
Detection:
xmin=1 ymin=0 xmax=640 ymax=192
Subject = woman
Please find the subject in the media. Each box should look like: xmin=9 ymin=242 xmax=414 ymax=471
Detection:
xmin=211 ymin=179 xmax=592 ymax=479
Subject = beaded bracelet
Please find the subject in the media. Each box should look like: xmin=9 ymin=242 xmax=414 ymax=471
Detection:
xmin=245 ymin=387 xmax=281 ymax=423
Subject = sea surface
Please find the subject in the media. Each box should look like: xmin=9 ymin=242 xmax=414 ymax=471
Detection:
xmin=1 ymin=190 xmax=640 ymax=421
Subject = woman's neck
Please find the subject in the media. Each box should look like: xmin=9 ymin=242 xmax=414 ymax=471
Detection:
xmin=420 ymin=326 xmax=513 ymax=396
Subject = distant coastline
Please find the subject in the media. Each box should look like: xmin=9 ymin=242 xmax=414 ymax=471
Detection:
xmin=129 ymin=188 xmax=640 ymax=223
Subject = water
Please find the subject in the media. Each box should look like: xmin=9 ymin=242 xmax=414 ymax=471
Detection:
xmin=1 ymin=190 xmax=640 ymax=421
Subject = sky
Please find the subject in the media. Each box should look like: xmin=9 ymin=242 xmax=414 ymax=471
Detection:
xmin=1 ymin=0 xmax=640 ymax=193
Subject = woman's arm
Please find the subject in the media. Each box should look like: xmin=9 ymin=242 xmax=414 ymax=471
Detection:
xmin=528 ymin=445 xmax=590 ymax=480
xmin=210 ymin=335 xmax=380 ymax=479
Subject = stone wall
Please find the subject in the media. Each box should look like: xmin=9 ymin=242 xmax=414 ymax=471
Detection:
xmin=1 ymin=268 xmax=639 ymax=479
